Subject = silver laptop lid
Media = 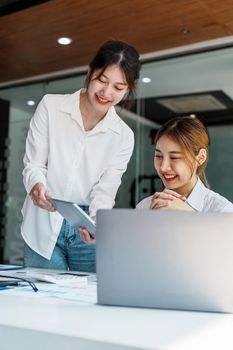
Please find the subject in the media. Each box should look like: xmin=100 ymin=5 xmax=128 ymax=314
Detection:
xmin=96 ymin=209 xmax=233 ymax=313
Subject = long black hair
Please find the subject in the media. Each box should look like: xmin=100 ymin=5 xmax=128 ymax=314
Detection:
xmin=85 ymin=40 xmax=141 ymax=108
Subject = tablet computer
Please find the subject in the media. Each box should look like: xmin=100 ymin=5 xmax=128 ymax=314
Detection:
xmin=50 ymin=198 xmax=96 ymax=237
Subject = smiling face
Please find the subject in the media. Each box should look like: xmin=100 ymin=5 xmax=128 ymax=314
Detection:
xmin=154 ymin=135 xmax=199 ymax=196
xmin=86 ymin=64 xmax=128 ymax=115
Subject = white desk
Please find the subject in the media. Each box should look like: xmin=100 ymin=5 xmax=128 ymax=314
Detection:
xmin=0 ymin=290 xmax=233 ymax=350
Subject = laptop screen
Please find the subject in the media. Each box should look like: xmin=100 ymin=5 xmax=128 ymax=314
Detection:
xmin=96 ymin=209 xmax=233 ymax=313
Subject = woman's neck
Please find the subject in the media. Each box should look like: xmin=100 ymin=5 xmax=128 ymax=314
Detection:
xmin=80 ymin=91 xmax=107 ymax=131
xmin=175 ymin=176 xmax=198 ymax=198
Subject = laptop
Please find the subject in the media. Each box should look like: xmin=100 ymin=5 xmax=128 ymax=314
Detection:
xmin=96 ymin=209 xmax=233 ymax=313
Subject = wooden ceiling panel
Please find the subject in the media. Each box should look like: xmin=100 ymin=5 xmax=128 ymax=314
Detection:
xmin=0 ymin=0 xmax=233 ymax=84
xmin=200 ymin=0 xmax=233 ymax=33
xmin=200 ymin=0 xmax=233 ymax=23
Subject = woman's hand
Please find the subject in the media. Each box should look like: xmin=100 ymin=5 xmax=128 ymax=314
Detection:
xmin=30 ymin=182 xmax=55 ymax=212
xmin=160 ymin=197 xmax=194 ymax=211
xmin=150 ymin=189 xmax=184 ymax=209
xmin=79 ymin=216 xmax=96 ymax=244
xmin=150 ymin=189 xmax=193 ymax=211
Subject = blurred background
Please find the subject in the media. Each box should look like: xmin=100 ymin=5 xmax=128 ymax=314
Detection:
xmin=1 ymin=0 xmax=233 ymax=263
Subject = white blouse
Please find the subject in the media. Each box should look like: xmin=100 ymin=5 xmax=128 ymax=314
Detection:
xmin=21 ymin=89 xmax=134 ymax=259
xmin=137 ymin=177 xmax=233 ymax=212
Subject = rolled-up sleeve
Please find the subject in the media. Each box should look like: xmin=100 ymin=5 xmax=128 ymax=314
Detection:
xmin=89 ymin=129 xmax=134 ymax=216
xmin=22 ymin=96 xmax=49 ymax=194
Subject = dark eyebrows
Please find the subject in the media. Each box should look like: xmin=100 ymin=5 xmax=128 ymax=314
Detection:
xmin=101 ymin=73 xmax=128 ymax=86
xmin=169 ymin=151 xmax=183 ymax=155
xmin=155 ymin=148 xmax=182 ymax=155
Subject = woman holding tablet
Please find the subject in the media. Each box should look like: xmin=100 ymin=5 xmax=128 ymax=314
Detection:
xmin=137 ymin=116 xmax=233 ymax=212
xmin=22 ymin=40 xmax=141 ymax=272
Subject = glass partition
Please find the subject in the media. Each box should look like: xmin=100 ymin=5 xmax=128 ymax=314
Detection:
xmin=1 ymin=45 xmax=233 ymax=263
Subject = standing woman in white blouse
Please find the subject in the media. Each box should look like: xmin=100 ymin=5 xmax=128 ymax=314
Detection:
xmin=137 ymin=116 xmax=233 ymax=212
xmin=21 ymin=40 xmax=141 ymax=272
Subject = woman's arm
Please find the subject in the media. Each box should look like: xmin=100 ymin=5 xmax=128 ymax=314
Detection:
xmin=80 ymin=130 xmax=134 ymax=243
xmin=23 ymin=96 xmax=54 ymax=211
xmin=89 ymin=130 xmax=134 ymax=217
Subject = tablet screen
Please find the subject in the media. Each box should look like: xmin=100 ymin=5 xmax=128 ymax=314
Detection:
xmin=51 ymin=198 xmax=96 ymax=236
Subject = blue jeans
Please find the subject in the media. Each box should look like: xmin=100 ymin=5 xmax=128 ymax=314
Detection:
xmin=24 ymin=213 xmax=96 ymax=273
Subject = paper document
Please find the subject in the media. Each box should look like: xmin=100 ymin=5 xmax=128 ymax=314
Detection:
xmin=25 ymin=271 xmax=90 ymax=284
xmin=0 ymin=279 xmax=97 ymax=304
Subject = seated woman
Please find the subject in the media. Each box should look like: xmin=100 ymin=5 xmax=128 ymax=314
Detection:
xmin=137 ymin=115 xmax=233 ymax=212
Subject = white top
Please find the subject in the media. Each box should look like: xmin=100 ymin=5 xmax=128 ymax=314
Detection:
xmin=21 ymin=89 xmax=134 ymax=259
xmin=137 ymin=177 xmax=233 ymax=212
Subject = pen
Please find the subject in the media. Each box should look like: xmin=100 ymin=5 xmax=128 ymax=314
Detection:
xmin=58 ymin=272 xmax=89 ymax=277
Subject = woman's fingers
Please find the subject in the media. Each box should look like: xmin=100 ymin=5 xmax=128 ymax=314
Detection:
xmin=151 ymin=189 xmax=183 ymax=209
xmin=163 ymin=188 xmax=182 ymax=197
xmin=79 ymin=227 xmax=96 ymax=244
xmin=30 ymin=183 xmax=55 ymax=211
xmin=150 ymin=198 xmax=168 ymax=209
xmin=152 ymin=191 xmax=176 ymax=201
xmin=152 ymin=189 xmax=186 ymax=202
xmin=163 ymin=188 xmax=186 ymax=200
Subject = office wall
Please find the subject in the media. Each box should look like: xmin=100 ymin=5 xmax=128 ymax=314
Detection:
xmin=1 ymin=46 xmax=233 ymax=263
xmin=207 ymin=125 xmax=233 ymax=200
